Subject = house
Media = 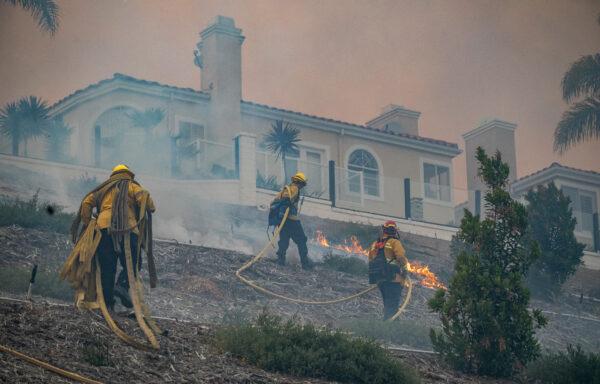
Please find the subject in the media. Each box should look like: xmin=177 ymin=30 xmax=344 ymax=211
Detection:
xmin=30 ymin=15 xmax=463 ymax=226
xmin=511 ymin=163 xmax=600 ymax=252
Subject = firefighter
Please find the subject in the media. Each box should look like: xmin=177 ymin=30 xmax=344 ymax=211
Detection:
xmin=368 ymin=220 xmax=408 ymax=320
xmin=271 ymin=171 xmax=315 ymax=270
xmin=75 ymin=164 xmax=156 ymax=309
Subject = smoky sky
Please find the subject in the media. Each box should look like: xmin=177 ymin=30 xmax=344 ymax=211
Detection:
xmin=1 ymin=0 xmax=598 ymax=190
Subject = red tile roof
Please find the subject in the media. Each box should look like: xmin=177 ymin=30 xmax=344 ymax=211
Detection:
xmin=51 ymin=73 xmax=459 ymax=150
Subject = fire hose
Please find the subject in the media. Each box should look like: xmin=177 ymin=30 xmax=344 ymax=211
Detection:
xmin=235 ymin=207 xmax=413 ymax=317
xmin=0 ymin=344 xmax=103 ymax=384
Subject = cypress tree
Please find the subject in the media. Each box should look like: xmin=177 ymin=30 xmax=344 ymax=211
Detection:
xmin=525 ymin=182 xmax=585 ymax=298
xmin=428 ymin=147 xmax=546 ymax=377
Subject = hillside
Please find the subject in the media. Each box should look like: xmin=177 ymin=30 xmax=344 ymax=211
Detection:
xmin=1 ymin=225 xmax=600 ymax=383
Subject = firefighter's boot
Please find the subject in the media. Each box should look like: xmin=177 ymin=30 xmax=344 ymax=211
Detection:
xmin=114 ymin=285 xmax=133 ymax=308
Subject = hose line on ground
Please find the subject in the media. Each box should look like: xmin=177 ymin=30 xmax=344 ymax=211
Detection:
xmin=235 ymin=207 xmax=412 ymax=317
xmin=0 ymin=344 xmax=104 ymax=384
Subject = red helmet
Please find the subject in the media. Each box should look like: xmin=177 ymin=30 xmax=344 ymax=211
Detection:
xmin=382 ymin=220 xmax=398 ymax=236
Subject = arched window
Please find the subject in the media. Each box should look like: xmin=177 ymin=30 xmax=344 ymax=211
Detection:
xmin=348 ymin=149 xmax=379 ymax=197
xmin=93 ymin=106 xmax=139 ymax=169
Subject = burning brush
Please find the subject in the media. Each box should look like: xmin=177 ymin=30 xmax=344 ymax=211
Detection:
xmin=312 ymin=230 xmax=446 ymax=290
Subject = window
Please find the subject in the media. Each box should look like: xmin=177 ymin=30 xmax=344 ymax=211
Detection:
xmin=306 ymin=151 xmax=322 ymax=193
xmin=256 ymin=145 xmax=325 ymax=195
xmin=283 ymin=147 xmax=300 ymax=184
xmin=177 ymin=121 xmax=204 ymax=147
xmin=423 ymin=162 xmax=450 ymax=202
xmin=562 ymin=186 xmax=597 ymax=234
xmin=348 ymin=149 xmax=379 ymax=197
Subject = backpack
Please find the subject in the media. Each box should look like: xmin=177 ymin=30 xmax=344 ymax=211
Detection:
xmin=368 ymin=239 xmax=401 ymax=284
xmin=268 ymin=186 xmax=293 ymax=228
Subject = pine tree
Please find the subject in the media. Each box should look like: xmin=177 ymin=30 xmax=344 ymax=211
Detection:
xmin=525 ymin=182 xmax=585 ymax=298
xmin=428 ymin=147 xmax=546 ymax=377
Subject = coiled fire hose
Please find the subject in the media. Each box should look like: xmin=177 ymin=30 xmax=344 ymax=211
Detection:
xmin=236 ymin=207 xmax=413 ymax=316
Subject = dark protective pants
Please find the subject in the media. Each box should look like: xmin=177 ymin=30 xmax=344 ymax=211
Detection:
xmin=96 ymin=229 xmax=139 ymax=306
xmin=378 ymin=281 xmax=403 ymax=320
xmin=276 ymin=219 xmax=310 ymax=266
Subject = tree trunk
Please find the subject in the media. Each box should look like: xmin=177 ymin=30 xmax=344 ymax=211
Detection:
xmin=12 ymin=135 xmax=19 ymax=156
xmin=282 ymin=153 xmax=287 ymax=185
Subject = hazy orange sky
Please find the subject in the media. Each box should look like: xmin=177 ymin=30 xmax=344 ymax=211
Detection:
xmin=1 ymin=0 xmax=598 ymax=190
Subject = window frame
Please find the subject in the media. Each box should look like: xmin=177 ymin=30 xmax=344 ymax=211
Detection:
xmin=256 ymin=140 xmax=330 ymax=196
xmin=419 ymin=157 xmax=453 ymax=207
xmin=344 ymin=145 xmax=384 ymax=201
xmin=559 ymin=181 xmax=597 ymax=238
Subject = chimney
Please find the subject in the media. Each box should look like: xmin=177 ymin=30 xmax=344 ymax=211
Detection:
xmin=197 ymin=16 xmax=245 ymax=142
xmin=463 ymin=118 xmax=517 ymax=214
xmin=366 ymin=104 xmax=421 ymax=136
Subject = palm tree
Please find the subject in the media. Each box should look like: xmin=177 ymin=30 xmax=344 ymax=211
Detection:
xmin=0 ymin=96 xmax=50 ymax=156
xmin=263 ymin=120 xmax=301 ymax=183
xmin=127 ymin=108 xmax=166 ymax=173
xmin=127 ymin=108 xmax=165 ymax=135
xmin=45 ymin=117 xmax=73 ymax=162
xmin=18 ymin=96 xmax=51 ymax=156
xmin=0 ymin=101 xmax=22 ymax=155
xmin=2 ymin=0 xmax=59 ymax=35
xmin=554 ymin=18 xmax=600 ymax=153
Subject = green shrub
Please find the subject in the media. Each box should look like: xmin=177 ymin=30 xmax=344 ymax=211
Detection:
xmin=81 ymin=336 xmax=112 ymax=367
xmin=0 ymin=265 xmax=73 ymax=301
xmin=0 ymin=192 xmax=74 ymax=234
xmin=429 ymin=148 xmax=546 ymax=377
xmin=321 ymin=252 xmax=368 ymax=276
xmin=66 ymin=173 xmax=97 ymax=200
xmin=214 ymin=311 xmax=420 ymax=384
xmin=341 ymin=318 xmax=433 ymax=350
xmin=524 ymin=345 xmax=600 ymax=384
xmin=525 ymin=182 xmax=585 ymax=299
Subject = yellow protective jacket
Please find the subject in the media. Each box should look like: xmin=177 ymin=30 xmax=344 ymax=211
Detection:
xmin=273 ymin=183 xmax=301 ymax=221
xmin=368 ymin=236 xmax=408 ymax=285
xmin=81 ymin=182 xmax=156 ymax=234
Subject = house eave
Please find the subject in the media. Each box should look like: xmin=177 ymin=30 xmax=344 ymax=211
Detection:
xmin=241 ymin=102 xmax=461 ymax=158
xmin=511 ymin=166 xmax=600 ymax=196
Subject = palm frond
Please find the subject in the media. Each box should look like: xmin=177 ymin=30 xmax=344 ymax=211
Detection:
xmin=262 ymin=120 xmax=301 ymax=160
xmin=4 ymin=0 xmax=60 ymax=35
xmin=554 ymin=97 xmax=600 ymax=153
xmin=0 ymin=101 xmax=21 ymax=138
xmin=561 ymin=53 xmax=600 ymax=102
xmin=127 ymin=108 xmax=165 ymax=130
xmin=17 ymin=95 xmax=51 ymax=138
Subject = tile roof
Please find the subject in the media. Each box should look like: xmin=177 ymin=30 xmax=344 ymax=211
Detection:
xmin=241 ymin=100 xmax=459 ymax=150
xmin=50 ymin=73 xmax=206 ymax=109
xmin=51 ymin=73 xmax=459 ymax=150
xmin=514 ymin=162 xmax=600 ymax=183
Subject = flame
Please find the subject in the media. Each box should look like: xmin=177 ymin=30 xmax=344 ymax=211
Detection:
xmin=312 ymin=230 xmax=447 ymax=290
xmin=406 ymin=261 xmax=446 ymax=290
xmin=314 ymin=230 xmax=368 ymax=256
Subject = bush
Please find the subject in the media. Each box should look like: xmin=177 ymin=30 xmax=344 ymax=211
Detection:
xmin=0 ymin=192 xmax=74 ymax=234
xmin=524 ymin=345 xmax=600 ymax=384
xmin=66 ymin=173 xmax=97 ymax=200
xmin=81 ymin=336 xmax=112 ymax=367
xmin=214 ymin=311 xmax=420 ymax=384
xmin=341 ymin=318 xmax=433 ymax=350
xmin=526 ymin=182 xmax=585 ymax=299
xmin=0 ymin=265 xmax=73 ymax=301
xmin=321 ymin=252 xmax=368 ymax=276
xmin=428 ymin=148 xmax=546 ymax=377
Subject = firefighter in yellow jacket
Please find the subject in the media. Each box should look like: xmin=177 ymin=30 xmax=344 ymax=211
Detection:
xmin=271 ymin=172 xmax=315 ymax=270
xmin=368 ymin=220 xmax=408 ymax=320
xmin=77 ymin=164 xmax=156 ymax=309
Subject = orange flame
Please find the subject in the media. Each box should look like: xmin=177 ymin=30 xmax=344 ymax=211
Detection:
xmin=406 ymin=261 xmax=446 ymax=290
xmin=312 ymin=230 xmax=446 ymax=290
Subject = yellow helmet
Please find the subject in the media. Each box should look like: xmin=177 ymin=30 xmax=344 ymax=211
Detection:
xmin=111 ymin=164 xmax=133 ymax=176
xmin=291 ymin=172 xmax=307 ymax=184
